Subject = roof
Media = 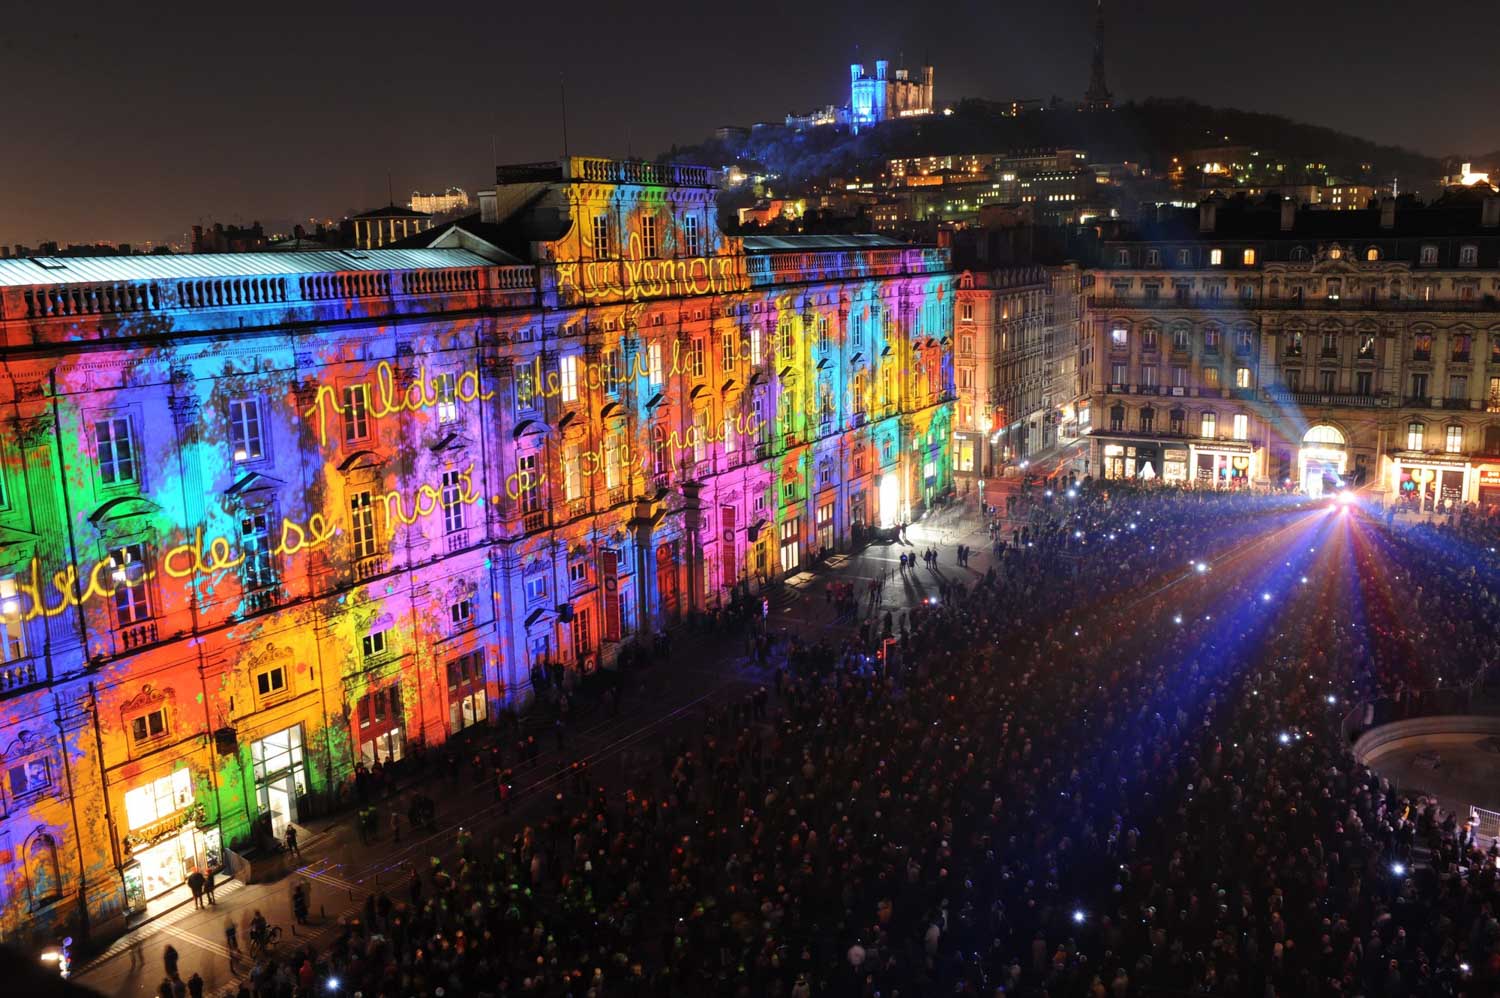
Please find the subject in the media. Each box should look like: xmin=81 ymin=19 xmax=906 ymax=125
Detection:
xmin=741 ymin=234 xmax=912 ymax=252
xmin=349 ymin=205 xmax=432 ymax=220
xmin=0 ymin=248 xmax=503 ymax=288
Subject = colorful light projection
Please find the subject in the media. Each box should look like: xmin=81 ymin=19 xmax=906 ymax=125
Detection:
xmin=0 ymin=159 xmax=955 ymax=948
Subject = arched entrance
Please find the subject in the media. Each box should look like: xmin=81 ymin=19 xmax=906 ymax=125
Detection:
xmin=1299 ymin=424 xmax=1347 ymax=497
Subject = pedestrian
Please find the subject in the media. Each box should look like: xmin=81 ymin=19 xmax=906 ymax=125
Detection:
xmin=188 ymin=971 xmax=204 ymax=998
xmin=186 ymin=867 xmax=205 ymax=910
xmin=163 ymin=943 xmax=180 ymax=981
xmin=203 ymin=866 xmax=216 ymax=905
xmin=390 ymin=808 xmax=401 ymax=843
xmin=224 ymin=918 xmax=239 ymax=961
xmin=284 ymin=823 xmax=301 ymax=859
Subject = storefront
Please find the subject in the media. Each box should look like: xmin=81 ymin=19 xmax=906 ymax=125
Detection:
xmin=1190 ymin=442 xmax=1256 ymax=488
xmin=952 ymin=432 xmax=976 ymax=476
xmin=1391 ymin=456 xmax=1472 ymax=512
xmin=252 ymin=725 xmax=307 ymax=842
xmin=778 ymin=517 xmax=801 ymax=574
xmin=120 ymin=768 xmax=220 ymax=912
xmin=876 ymin=472 xmax=900 ymax=528
xmin=1099 ymin=441 xmax=1190 ymax=483
xmin=447 ymin=651 xmax=488 ymax=734
xmin=1479 ymin=466 xmax=1500 ymax=514
xmin=1298 ymin=425 xmax=1348 ymax=498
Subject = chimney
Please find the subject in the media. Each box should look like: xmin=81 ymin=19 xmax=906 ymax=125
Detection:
xmin=1198 ymin=200 xmax=1217 ymax=233
xmin=478 ymin=190 xmax=498 ymax=224
xmin=1379 ymin=197 xmax=1396 ymax=230
xmin=1279 ymin=198 xmax=1296 ymax=232
xmin=1483 ymin=197 xmax=1500 ymax=229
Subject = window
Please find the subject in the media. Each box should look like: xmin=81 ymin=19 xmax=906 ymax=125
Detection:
xmin=515 ymin=364 xmax=537 ymax=411
xmin=1111 ymin=363 xmax=1128 ymax=385
xmin=1453 ymin=333 xmax=1473 ymax=362
xmin=592 ymin=214 xmax=611 ymax=257
xmin=1235 ymin=367 xmax=1251 ymax=389
xmin=0 ymin=578 xmax=25 ymax=663
xmin=1141 ymin=327 xmax=1159 ymax=352
xmin=229 ymin=399 xmax=264 ymax=462
xmin=1109 ymin=405 xmax=1125 ymax=433
xmin=777 ymin=321 xmax=792 ymax=359
xmin=1236 ymin=328 xmax=1253 ymax=353
xmin=362 ymin=628 xmax=389 ymax=661
xmin=1140 ymin=407 xmax=1155 ymax=432
xmin=959 ymin=335 xmax=973 ymax=356
xmin=1172 ymin=365 xmax=1188 ymax=387
xmin=1209 ymin=249 xmax=1223 ymax=266
xmin=1420 ymin=244 xmax=1438 ymax=265
xmin=341 ymin=384 xmax=370 ymax=442
xmin=647 ymin=342 xmax=664 ymax=389
xmin=256 ymin=666 xmax=286 ymax=698
xmin=1411 ymin=372 xmax=1429 ymax=400
xmin=682 ymin=214 xmax=701 ymax=256
xmin=1320 ymin=370 xmax=1336 ymax=393
xmin=441 ymin=469 xmax=465 ymax=534
xmin=961 ymin=302 xmax=974 ymax=322
xmin=1169 ymin=408 xmax=1185 ymax=434
xmin=1406 ymin=422 xmax=1425 ymax=450
xmin=1358 ymin=334 xmax=1376 ymax=360
xmin=1114 ymin=249 xmax=1129 ymax=265
xmin=1446 ymin=425 xmax=1464 ymax=453
xmin=350 ymin=490 xmax=376 ymax=559
xmin=1286 ymin=331 xmax=1303 ymax=357
xmin=94 ymin=417 xmax=137 ymax=486
xmin=450 ymin=596 xmax=473 ymax=629
xmin=1110 ymin=326 xmax=1128 ymax=348
xmin=523 ymin=572 xmax=547 ymax=604
xmin=1491 ymin=377 xmax=1500 ymax=413
xmin=690 ymin=338 xmax=705 ymax=379
xmin=559 ymin=355 xmax=578 ymax=404
xmin=641 ymin=215 xmax=658 ymax=258
xmin=1145 ymin=249 xmax=1160 ymax=266
xmin=958 ymin=368 xmax=974 ymax=390
xmin=1177 ymin=249 xmax=1191 ymax=266
xmin=1200 ymin=412 xmax=1217 ymax=438
xmin=602 ymin=349 xmax=623 ymax=395
xmin=1203 ymin=326 xmax=1220 ymax=352
xmin=1286 ymin=369 xmax=1302 ymax=391
xmin=1242 ymin=248 xmax=1256 ymax=265
xmin=652 ymin=424 xmax=670 ymax=475
xmin=1326 ymin=278 xmax=1342 ymax=301
xmin=123 ymin=769 xmax=191 ymax=831
xmin=239 ymin=511 xmax=275 ymax=591
xmin=1355 ymin=371 xmax=1373 ymax=396
xmin=568 ymin=560 xmax=589 ymax=587
xmin=1140 ymin=366 xmax=1158 ymax=388
xmin=1460 ymin=244 xmax=1478 ymax=266
xmin=1172 ymin=325 xmax=1190 ymax=351
xmin=517 ymin=452 xmax=541 ymax=512
xmin=110 ymin=543 xmax=151 ymax=625
xmin=1203 ymin=366 xmax=1220 ymax=389
xmin=130 ymin=707 xmax=167 ymax=745
xmin=1366 ymin=246 xmax=1380 ymax=262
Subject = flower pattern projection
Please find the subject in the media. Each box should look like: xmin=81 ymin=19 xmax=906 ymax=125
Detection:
xmin=0 ymin=157 xmax=954 ymax=943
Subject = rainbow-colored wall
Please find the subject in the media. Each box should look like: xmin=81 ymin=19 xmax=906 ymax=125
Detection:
xmin=0 ymin=156 xmax=953 ymax=944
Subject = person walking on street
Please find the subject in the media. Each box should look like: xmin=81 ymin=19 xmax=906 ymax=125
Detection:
xmin=163 ymin=943 xmax=180 ymax=981
xmin=187 ymin=971 xmax=204 ymax=998
xmin=390 ymin=808 xmax=401 ymax=843
xmin=224 ymin=918 xmax=239 ymax=967
xmin=284 ymin=823 xmax=301 ymax=860
xmin=203 ymin=866 xmax=216 ymax=905
xmin=186 ymin=868 xmax=205 ymax=910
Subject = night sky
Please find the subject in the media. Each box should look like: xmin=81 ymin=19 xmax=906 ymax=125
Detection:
xmin=3 ymin=0 xmax=1492 ymax=248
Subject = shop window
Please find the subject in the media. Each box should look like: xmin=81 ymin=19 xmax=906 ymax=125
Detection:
xmin=123 ymin=769 xmax=192 ymax=831
xmin=130 ymin=707 xmax=168 ymax=745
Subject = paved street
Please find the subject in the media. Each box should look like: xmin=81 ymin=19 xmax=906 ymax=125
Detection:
xmin=75 ymin=480 xmax=1046 ymax=998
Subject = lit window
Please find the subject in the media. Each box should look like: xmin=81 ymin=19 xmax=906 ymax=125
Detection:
xmin=434 ymin=372 xmax=458 ymax=424
xmin=690 ymin=338 xmax=706 ymax=378
xmin=961 ymin=302 xmax=974 ymax=322
xmin=229 ymin=399 xmax=264 ymax=462
xmin=682 ymin=214 xmax=701 ymax=256
xmin=1365 ymin=247 xmax=1380 ymax=262
xmin=1232 ymin=413 xmax=1248 ymax=440
xmin=110 ymin=543 xmax=151 ymax=625
xmin=94 ymin=417 xmax=138 ymax=486
xmin=1420 ymin=244 xmax=1438 ymax=265
xmin=1406 ymin=422 xmax=1425 ymax=450
xmin=591 ymin=214 xmax=611 ymax=257
xmin=123 ymin=769 xmax=191 ymax=830
xmin=523 ymin=573 xmax=548 ymax=604
xmin=559 ymin=355 xmax=578 ymax=404
xmin=1242 ymin=248 xmax=1256 ymax=265
xmin=239 ymin=511 xmax=276 ymax=592
xmin=1210 ymin=249 xmax=1223 ymax=266
xmin=647 ymin=343 xmax=664 ymax=389
xmin=1460 ymin=245 xmax=1478 ymax=266
xmin=1235 ymin=367 xmax=1251 ymax=388
xmin=1111 ymin=326 xmax=1128 ymax=348
xmin=341 ymin=384 xmax=370 ymax=442
xmin=1204 ymin=367 xmax=1220 ymax=389
xmin=1446 ymin=425 xmax=1464 ymax=453
xmin=0 ymin=578 xmax=25 ymax=664
xmin=1201 ymin=412 xmax=1217 ymax=438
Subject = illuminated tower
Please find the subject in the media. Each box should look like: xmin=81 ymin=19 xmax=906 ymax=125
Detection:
xmin=1083 ymin=0 xmax=1113 ymax=111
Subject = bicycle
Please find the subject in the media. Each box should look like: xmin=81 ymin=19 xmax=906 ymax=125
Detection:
xmin=249 ymin=924 xmax=282 ymax=957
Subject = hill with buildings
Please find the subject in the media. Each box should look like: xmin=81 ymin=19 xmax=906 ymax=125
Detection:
xmin=665 ymin=97 xmax=1444 ymax=199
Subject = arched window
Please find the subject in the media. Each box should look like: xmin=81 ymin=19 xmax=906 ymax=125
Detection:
xmin=26 ymin=832 xmax=60 ymax=909
xmin=1365 ymin=246 xmax=1380 ymax=262
xmin=1289 ymin=246 xmax=1310 ymax=262
xmin=651 ymin=424 xmax=669 ymax=476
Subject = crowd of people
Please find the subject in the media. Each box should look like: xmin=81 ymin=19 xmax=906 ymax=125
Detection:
xmin=209 ymin=482 xmax=1500 ymax=997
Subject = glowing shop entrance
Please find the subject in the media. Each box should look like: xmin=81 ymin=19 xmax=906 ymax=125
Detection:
xmin=252 ymin=725 xmax=306 ymax=842
xmin=1299 ymin=425 xmax=1347 ymax=498
xmin=877 ymin=473 xmax=900 ymax=528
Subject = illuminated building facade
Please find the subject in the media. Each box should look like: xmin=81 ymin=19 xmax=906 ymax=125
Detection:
xmin=409 ymin=187 xmax=472 ymax=216
xmin=849 ymin=60 xmax=934 ymax=131
xmin=0 ymin=156 xmax=952 ymax=944
xmin=1083 ymin=195 xmax=1500 ymax=505
xmin=953 ymin=267 xmax=1050 ymax=480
